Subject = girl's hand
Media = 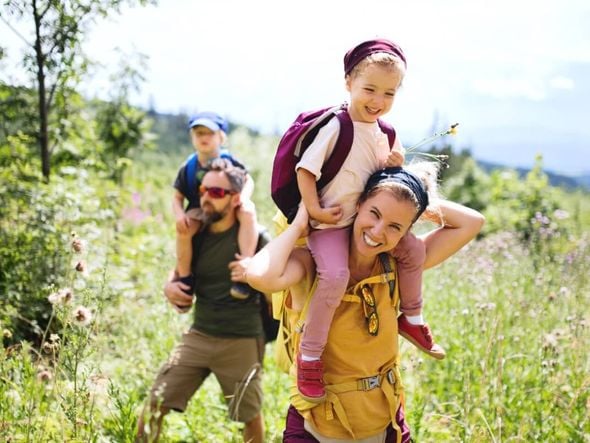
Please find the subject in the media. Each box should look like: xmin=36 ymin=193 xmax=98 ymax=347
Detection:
xmin=309 ymin=205 xmax=343 ymax=225
xmin=385 ymin=149 xmax=405 ymax=167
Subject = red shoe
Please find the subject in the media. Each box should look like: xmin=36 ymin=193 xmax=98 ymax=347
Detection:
xmin=296 ymin=354 xmax=326 ymax=403
xmin=398 ymin=314 xmax=446 ymax=360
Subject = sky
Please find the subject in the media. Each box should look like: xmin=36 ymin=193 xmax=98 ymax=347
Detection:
xmin=2 ymin=0 xmax=590 ymax=176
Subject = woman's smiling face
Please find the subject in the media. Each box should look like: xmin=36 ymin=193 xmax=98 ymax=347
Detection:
xmin=352 ymin=189 xmax=417 ymax=259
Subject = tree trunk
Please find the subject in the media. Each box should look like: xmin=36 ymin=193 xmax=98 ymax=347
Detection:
xmin=33 ymin=0 xmax=50 ymax=180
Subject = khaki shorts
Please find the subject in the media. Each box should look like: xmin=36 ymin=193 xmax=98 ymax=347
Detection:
xmin=149 ymin=329 xmax=264 ymax=423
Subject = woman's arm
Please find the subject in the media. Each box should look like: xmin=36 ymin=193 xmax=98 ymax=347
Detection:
xmin=246 ymin=205 xmax=311 ymax=294
xmin=421 ymin=199 xmax=485 ymax=270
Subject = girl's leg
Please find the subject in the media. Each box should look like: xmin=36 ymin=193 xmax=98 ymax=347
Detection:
xmin=391 ymin=231 xmax=425 ymax=316
xmin=296 ymin=228 xmax=349 ymax=402
xmin=301 ymin=228 xmax=350 ymax=358
xmin=392 ymin=232 xmax=445 ymax=359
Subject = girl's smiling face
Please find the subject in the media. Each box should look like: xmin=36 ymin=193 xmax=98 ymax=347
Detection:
xmin=345 ymin=63 xmax=403 ymax=123
xmin=352 ymin=189 xmax=417 ymax=259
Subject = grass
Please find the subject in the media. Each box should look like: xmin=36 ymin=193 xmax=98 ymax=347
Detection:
xmin=1 ymin=148 xmax=589 ymax=442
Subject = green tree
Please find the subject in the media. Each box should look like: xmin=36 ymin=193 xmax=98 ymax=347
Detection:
xmin=94 ymin=50 xmax=154 ymax=183
xmin=0 ymin=0 xmax=153 ymax=180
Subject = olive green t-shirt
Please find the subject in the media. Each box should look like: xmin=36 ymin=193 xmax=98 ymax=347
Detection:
xmin=191 ymin=224 xmax=268 ymax=337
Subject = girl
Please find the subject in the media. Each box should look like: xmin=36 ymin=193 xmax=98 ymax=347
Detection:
xmin=291 ymin=39 xmax=443 ymax=402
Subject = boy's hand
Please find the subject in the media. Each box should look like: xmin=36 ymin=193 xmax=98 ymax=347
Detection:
xmin=309 ymin=205 xmax=343 ymax=225
xmin=385 ymin=148 xmax=405 ymax=167
xmin=236 ymin=199 xmax=256 ymax=222
xmin=175 ymin=214 xmax=192 ymax=235
xmin=229 ymin=254 xmax=251 ymax=282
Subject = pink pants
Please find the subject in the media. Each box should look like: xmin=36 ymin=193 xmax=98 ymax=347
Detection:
xmin=300 ymin=228 xmax=425 ymax=358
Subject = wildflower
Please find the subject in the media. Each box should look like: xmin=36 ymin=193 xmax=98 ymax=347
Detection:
xmin=71 ymin=237 xmax=84 ymax=253
xmin=49 ymin=287 xmax=74 ymax=305
xmin=48 ymin=291 xmax=60 ymax=305
xmin=75 ymin=260 xmax=86 ymax=273
xmin=73 ymin=306 xmax=93 ymax=326
xmin=37 ymin=369 xmax=53 ymax=382
xmin=42 ymin=341 xmax=55 ymax=354
xmin=542 ymin=333 xmax=558 ymax=351
xmin=49 ymin=333 xmax=60 ymax=343
xmin=2 ymin=329 xmax=12 ymax=339
xmin=553 ymin=209 xmax=569 ymax=220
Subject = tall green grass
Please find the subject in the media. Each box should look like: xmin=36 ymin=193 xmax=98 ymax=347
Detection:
xmin=1 ymin=146 xmax=589 ymax=442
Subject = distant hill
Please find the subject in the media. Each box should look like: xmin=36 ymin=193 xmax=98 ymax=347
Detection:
xmin=477 ymin=160 xmax=590 ymax=190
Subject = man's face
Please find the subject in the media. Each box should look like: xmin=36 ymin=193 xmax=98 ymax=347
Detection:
xmin=199 ymin=170 xmax=238 ymax=222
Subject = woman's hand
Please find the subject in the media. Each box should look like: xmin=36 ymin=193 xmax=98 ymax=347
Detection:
xmin=291 ymin=204 xmax=310 ymax=237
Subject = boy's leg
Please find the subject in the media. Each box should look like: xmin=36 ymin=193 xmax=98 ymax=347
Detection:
xmin=175 ymin=217 xmax=201 ymax=286
xmin=297 ymin=228 xmax=350 ymax=402
xmin=231 ymin=200 xmax=258 ymax=299
xmin=392 ymin=232 xmax=445 ymax=360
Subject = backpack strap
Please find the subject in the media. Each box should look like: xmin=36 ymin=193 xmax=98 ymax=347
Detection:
xmin=317 ymin=104 xmax=354 ymax=189
xmin=377 ymin=119 xmax=396 ymax=149
xmin=378 ymin=253 xmax=396 ymax=299
xmin=185 ymin=152 xmax=199 ymax=204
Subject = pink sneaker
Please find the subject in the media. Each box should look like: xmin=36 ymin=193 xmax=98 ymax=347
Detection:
xmin=398 ymin=314 xmax=446 ymax=360
xmin=296 ymin=354 xmax=326 ymax=403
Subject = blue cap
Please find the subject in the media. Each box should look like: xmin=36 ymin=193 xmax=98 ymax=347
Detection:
xmin=188 ymin=111 xmax=229 ymax=133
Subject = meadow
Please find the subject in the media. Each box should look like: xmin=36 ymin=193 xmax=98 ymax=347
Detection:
xmin=1 ymin=127 xmax=589 ymax=442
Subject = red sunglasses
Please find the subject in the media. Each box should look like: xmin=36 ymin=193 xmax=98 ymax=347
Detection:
xmin=199 ymin=185 xmax=236 ymax=199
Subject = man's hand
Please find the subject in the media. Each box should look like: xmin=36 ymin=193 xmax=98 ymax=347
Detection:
xmin=164 ymin=280 xmax=194 ymax=313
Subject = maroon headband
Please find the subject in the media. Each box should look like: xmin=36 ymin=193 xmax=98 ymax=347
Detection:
xmin=343 ymin=39 xmax=406 ymax=75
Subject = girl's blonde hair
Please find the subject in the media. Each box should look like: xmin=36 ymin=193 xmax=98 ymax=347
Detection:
xmin=347 ymin=52 xmax=406 ymax=83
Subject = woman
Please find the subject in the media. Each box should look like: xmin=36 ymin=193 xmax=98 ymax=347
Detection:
xmin=247 ymin=165 xmax=485 ymax=442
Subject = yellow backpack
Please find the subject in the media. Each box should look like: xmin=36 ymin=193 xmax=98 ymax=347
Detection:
xmin=272 ymin=252 xmax=397 ymax=373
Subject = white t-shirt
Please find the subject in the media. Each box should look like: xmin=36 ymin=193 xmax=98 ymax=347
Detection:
xmin=296 ymin=117 xmax=391 ymax=229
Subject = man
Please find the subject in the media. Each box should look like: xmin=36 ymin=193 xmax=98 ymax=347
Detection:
xmin=137 ymin=159 xmax=268 ymax=443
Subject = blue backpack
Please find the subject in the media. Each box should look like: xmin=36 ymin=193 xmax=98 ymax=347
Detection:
xmin=184 ymin=149 xmax=234 ymax=205
xmin=271 ymin=103 xmax=396 ymax=222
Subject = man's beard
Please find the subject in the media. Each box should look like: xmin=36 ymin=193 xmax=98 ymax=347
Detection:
xmin=201 ymin=202 xmax=229 ymax=224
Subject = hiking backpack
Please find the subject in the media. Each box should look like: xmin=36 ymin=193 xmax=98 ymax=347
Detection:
xmin=271 ymin=103 xmax=397 ymax=223
xmin=273 ymin=252 xmax=397 ymax=373
xmin=184 ymin=149 xmax=234 ymax=205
